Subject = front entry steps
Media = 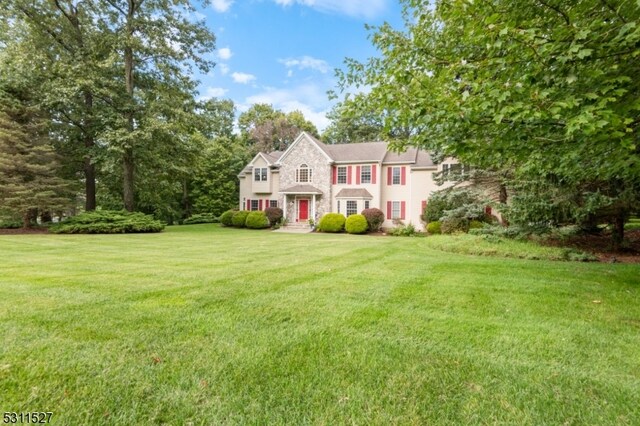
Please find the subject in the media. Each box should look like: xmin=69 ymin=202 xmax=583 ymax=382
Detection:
xmin=273 ymin=222 xmax=314 ymax=233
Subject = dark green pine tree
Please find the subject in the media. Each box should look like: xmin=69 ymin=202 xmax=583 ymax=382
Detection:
xmin=0 ymin=90 xmax=73 ymax=228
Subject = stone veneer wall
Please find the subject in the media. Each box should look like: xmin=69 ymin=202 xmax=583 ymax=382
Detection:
xmin=278 ymin=136 xmax=332 ymax=222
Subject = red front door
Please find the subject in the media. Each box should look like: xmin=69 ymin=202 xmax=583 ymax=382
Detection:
xmin=298 ymin=199 xmax=309 ymax=221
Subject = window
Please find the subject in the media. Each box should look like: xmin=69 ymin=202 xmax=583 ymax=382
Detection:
xmin=360 ymin=165 xmax=371 ymax=184
xmin=254 ymin=167 xmax=267 ymax=182
xmin=337 ymin=166 xmax=347 ymax=184
xmin=364 ymin=200 xmax=370 ymax=210
xmin=269 ymin=200 xmax=278 ymax=208
xmin=346 ymin=200 xmax=357 ymax=216
xmin=392 ymin=167 xmax=401 ymax=185
xmin=337 ymin=200 xmax=340 ymax=214
xmin=442 ymin=164 xmax=450 ymax=176
xmin=296 ymin=164 xmax=312 ymax=183
xmin=392 ymin=201 xmax=401 ymax=219
xmin=251 ymin=200 xmax=259 ymax=211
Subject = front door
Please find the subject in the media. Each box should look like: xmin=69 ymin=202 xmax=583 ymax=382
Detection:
xmin=298 ymin=199 xmax=309 ymax=222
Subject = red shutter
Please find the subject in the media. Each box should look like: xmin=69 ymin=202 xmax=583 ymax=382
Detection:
xmin=259 ymin=199 xmax=263 ymax=210
xmin=401 ymin=167 xmax=406 ymax=185
xmin=332 ymin=166 xmax=337 ymax=184
xmin=246 ymin=199 xmax=251 ymax=211
xmin=356 ymin=166 xmax=361 ymax=185
xmin=421 ymin=200 xmax=427 ymax=212
xmin=401 ymin=201 xmax=406 ymax=220
xmin=372 ymin=165 xmax=377 ymax=184
xmin=347 ymin=166 xmax=352 ymax=184
xmin=387 ymin=167 xmax=392 ymax=186
xmin=387 ymin=201 xmax=392 ymax=219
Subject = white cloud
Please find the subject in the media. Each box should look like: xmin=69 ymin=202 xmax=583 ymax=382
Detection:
xmin=218 ymin=47 xmax=232 ymax=60
xmin=279 ymin=55 xmax=330 ymax=74
xmin=232 ymin=72 xmax=257 ymax=84
xmin=219 ymin=63 xmax=230 ymax=75
xmin=199 ymin=86 xmax=228 ymax=99
xmin=212 ymin=0 xmax=233 ymax=13
xmin=273 ymin=0 xmax=387 ymax=19
xmin=245 ymin=84 xmax=332 ymax=131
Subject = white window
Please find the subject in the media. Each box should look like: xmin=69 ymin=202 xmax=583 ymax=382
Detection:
xmin=392 ymin=167 xmax=401 ymax=185
xmin=269 ymin=200 xmax=278 ymax=208
xmin=346 ymin=200 xmax=357 ymax=216
xmin=296 ymin=164 xmax=312 ymax=183
xmin=251 ymin=200 xmax=259 ymax=211
xmin=254 ymin=167 xmax=267 ymax=182
xmin=337 ymin=200 xmax=340 ymax=214
xmin=364 ymin=200 xmax=370 ymax=210
xmin=361 ymin=165 xmax=371 ymax=184
xmin=337 ymin=166 xmax=347 ymax=184
xmin=392 ymin=201 xmax=401 ymax=219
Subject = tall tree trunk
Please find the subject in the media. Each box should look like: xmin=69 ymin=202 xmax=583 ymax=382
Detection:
xmin=611 ymin=211 xmax=626 ymax=252
xmin=83 ymin=91 xmax=96 ymax=211
xmin=123 ymin=3 xmax=135 ymax=212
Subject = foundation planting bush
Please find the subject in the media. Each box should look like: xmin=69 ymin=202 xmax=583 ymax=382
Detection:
xmin=345 ymin=214 xmax=369 ymax=234
xmin=245 ymin=211 xmax=270 ymax=229
xmin=231 ymin=211 xmax=249 ymax=228
xmin=318 ymin=213 xmax=346 ymax=233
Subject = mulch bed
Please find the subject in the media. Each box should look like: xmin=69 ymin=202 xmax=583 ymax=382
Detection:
xmin=0 ymin=227 xmax=50 ymax=235
xmin=543 ymin=229 xmax=640 ymax=264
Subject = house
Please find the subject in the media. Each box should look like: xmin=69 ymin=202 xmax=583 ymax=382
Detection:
xmin=238 ymin=132 xmax=456 ymax=230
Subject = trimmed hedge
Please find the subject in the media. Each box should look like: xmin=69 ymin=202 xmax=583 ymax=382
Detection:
xmin=220 ymin=210 xmax=236 ymax=227
xmin=426 ymin=221 xmax=442 ymax=235
xmin=361 ymin=208 xmax=385 ymax=232
xmin=245 ymin=211 xmax=270 ymax=229
xmin=345 ymin=214 xmax=369 ymax=234
xmin=318 ymin=213 xmax=346 ymax=233
xmin=49 ymin=211 xmax=164 ymax=234
xmin=231 ymin=211 xmax=249 ymax=228
xmin=265 ymin=207 xmax=283 ymax=227
xmin=183 ymin=213 xmax=217 ymax=225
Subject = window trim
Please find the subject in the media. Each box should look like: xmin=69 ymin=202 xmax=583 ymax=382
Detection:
xmin=391 ymin=201 xmax=401 ymax=219
xmin=296 ymin=164 xmax=312 ymax=183
xmin=250 ymin=200 xmax=259 ymax=211
xmin=392 ymin=167 xmax=401 ymax=185
xmin=254 ymin=167 xmax=268 ymax=182
xmin=337 ymin=166 xmax=347 ymax=184
xmin=360 ymin=165 xmax=372 ymax=184
xmin=346 ymin=200 xmax=358 ymax=217
xmin=269 ymin=200 xmax=278 ymax=208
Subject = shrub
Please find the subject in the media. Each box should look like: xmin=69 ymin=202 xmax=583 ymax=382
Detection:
xmin=441 ymin=216 xmax=469 ymax=234
xmin=361 ymin=208 xmax=385 ymax=232
xmin=318 ymin=213 xmax=346 ymax=233
xmin=219 ymin=210 xmax=236 ymax=227
xmin=245 ymin=211 xmax=270 ymax=229
xmin=0 ymin=217 xmax=22 ymax=229
xmin=265 ymin=207 xmax=283 ymax=227
xmin=468 ymin=220 xmax=484 ymax=231
xmin=231 ymin=210 xmax=249 ymax=228
xmin=423 ymin=188 xmax=485 ymax=223
xmin=426 ymin=221 xmax=442 ymax=234
xmin=49 ymin=211 xmax=164 ymax=234
xmin=345 ymin=214 xmax=368 ymax=234
xmin=183 ymin=213 xmax=217 ymax=225
xmin=390 ymin=222 xmax=422 ymax=237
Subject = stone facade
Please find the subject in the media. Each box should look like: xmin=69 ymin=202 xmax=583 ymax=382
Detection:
xmin=278 ymin=135 xmax=332 ymax=222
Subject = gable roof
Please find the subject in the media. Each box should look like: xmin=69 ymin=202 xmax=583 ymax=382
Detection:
xmin=335 ymin=188 xmax=373 ymax=199
xmin=276 ymin=132 xmax=333 ymax=165
xmin=249 ymin=132 xmax=435 ymax=168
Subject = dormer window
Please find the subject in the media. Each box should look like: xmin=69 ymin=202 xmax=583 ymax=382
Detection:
xmin=296 ymin=164 xmax=312 ymax=183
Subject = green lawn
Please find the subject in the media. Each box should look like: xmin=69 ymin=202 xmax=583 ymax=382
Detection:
xmin=1 ymin=225 xmax=639 ymax=425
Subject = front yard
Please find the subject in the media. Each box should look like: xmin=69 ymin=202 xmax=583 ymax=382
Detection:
xmin=1 ymin=225 xmax=638 ymax=424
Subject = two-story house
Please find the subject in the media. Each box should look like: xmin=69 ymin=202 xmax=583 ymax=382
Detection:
xmin=238 ymin=132 xmax=455 ymax=230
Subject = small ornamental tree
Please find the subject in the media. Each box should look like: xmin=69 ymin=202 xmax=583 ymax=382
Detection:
xmin=264 ymin=206 xmax=283 ymax=227
xmin=220 ymin=210 xmax=236 ymax=227
xmin=245 ymin=211 xmax=270 ymax=229
xmin=345 ymin=214 xmax=368 ymax=234
xmin=361 ymin=208 xmax=385 ymax=232
xmin=231 ymin=210 xmax=249 ymax=228
xmin=318 ymin=213 xmax=346 ymax=233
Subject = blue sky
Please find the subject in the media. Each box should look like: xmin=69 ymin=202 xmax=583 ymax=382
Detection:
xmin=193 ymin=0 xmax=404 ymax=131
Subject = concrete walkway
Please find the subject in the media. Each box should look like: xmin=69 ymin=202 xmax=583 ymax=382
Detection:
xmin=272 ymin=226 xmax=314 ymax=234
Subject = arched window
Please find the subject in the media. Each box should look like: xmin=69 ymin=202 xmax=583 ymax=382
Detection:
xmin=296 ymin=163 xmax=312 ymax=183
